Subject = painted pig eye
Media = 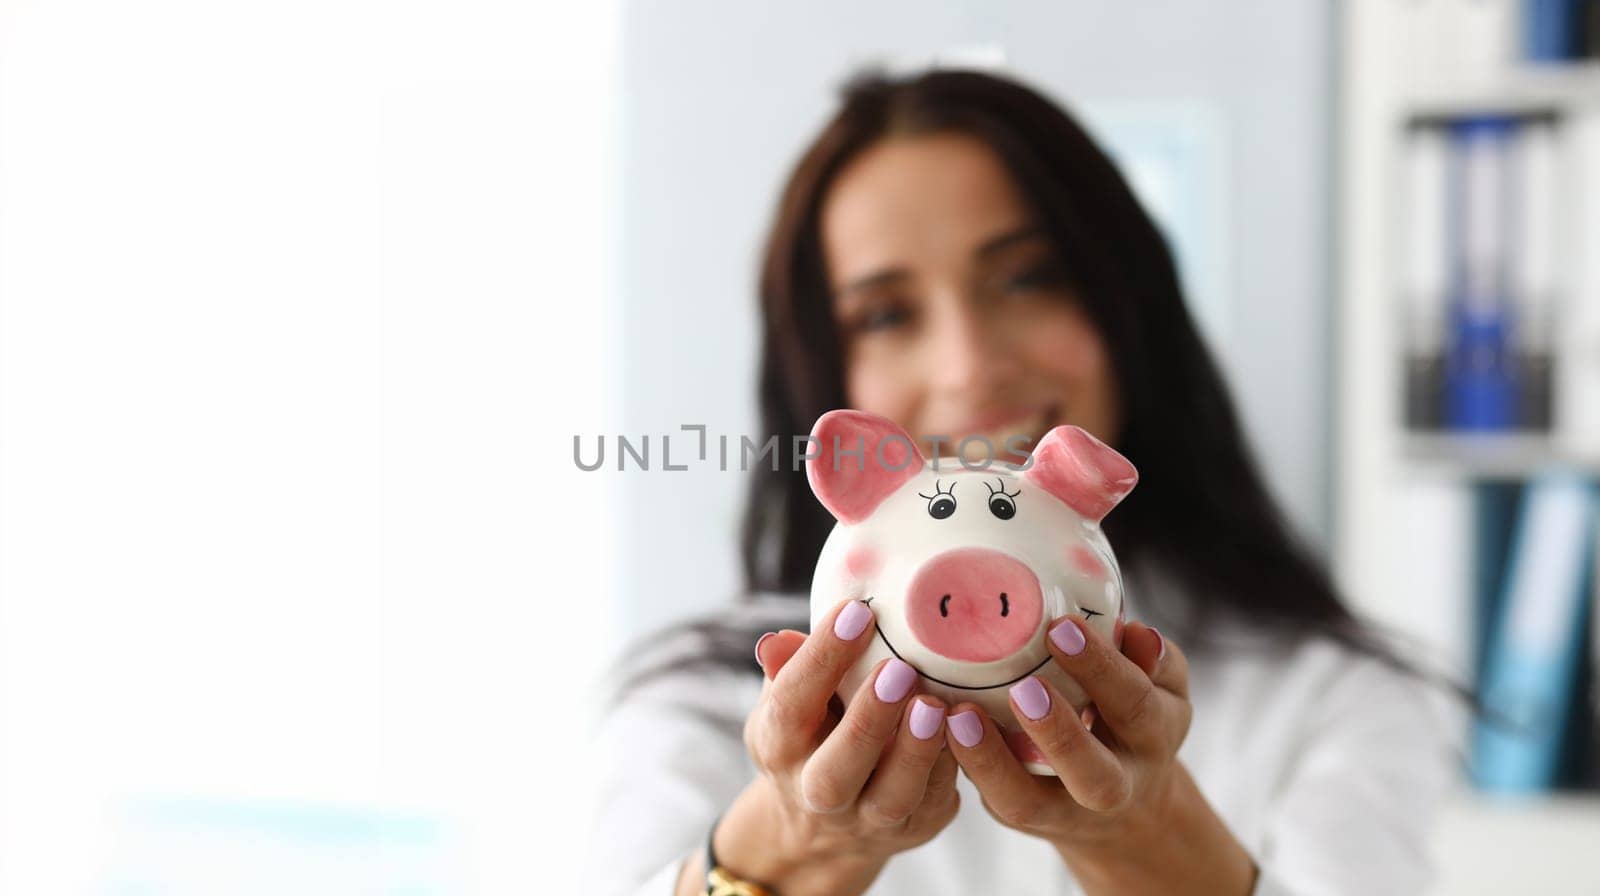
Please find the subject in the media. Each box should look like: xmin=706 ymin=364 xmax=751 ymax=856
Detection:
xmin=918 ymin=480 xmax=957 ymax=520
xmin=985 ymin=479 xmax=1020 ymax=520
xmin=989 ymin=495 xmax=1016 ymax=520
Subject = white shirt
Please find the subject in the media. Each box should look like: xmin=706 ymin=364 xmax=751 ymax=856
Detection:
xmin=585 ymin=591 xmax=1464 ymax=896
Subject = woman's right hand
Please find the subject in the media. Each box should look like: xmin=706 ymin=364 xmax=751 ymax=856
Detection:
xmin=707 ymin=599 xmax=962 ymax=894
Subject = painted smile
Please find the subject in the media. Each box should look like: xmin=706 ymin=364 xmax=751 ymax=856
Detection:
xmin=869 ymin=609 xmax=1051 ymax=690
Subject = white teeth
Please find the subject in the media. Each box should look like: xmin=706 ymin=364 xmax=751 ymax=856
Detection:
xmin=953 ymin=413 xmax=1048 ymax=464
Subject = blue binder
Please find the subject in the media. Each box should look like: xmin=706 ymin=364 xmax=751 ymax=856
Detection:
xmin=1525 ymin=0 xmax=1581 ymax=61
xmin=1443 ymin=116 xmax=1520 ymax=431
xmin=1471 ymin=473 xmax=1599 ymax=792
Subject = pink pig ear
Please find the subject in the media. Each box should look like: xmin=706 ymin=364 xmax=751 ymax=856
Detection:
xmin=806 ymin=410 xmax=926 ymax=524
xmin=1023 ymin=425 xmax=1137 ymax=523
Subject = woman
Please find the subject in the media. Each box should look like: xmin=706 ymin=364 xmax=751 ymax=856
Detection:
xmin=587 ymin=67 xmax=1461 ymax=895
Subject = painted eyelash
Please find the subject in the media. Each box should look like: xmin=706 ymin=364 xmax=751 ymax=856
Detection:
xmin=1080 ymin=608 xmax=1104 ymax=618
xmin=917 ymin=479 xmax=956 ymax=501
xmin=984 ymin=478 xmax=1020 ymax=499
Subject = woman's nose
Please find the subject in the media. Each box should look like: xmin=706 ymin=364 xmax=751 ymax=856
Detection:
xmin=926 ymin=294 xmax=1022 ymax=395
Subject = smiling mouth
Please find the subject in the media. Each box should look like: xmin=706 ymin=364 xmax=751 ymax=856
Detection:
xmin=942 ymin=402 xmax=1058 ymax=464
xmin=869 ymin=609 xmax=1051 ymax=690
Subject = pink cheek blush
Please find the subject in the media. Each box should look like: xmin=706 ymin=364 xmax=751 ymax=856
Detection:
xmin=1069 ymin=545 xmax=1103 ymax=577
xmin=845 ymin=545 xmax=880 ymax=580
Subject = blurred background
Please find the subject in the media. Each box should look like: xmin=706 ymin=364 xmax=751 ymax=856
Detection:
xmin=2 ymin=0 xmax=1597 ymax=893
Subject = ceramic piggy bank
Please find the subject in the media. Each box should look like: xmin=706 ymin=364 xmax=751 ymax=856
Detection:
xmin=805 ymin=409 xmax=1138 ymax=775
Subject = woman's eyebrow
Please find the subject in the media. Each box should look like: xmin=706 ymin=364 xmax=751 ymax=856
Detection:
xmin=835 ymin=225 xmax=1048 ymax=300
xmin=836 ymin=268 xmax=908 ymax=302
xmin=975 ymin=225 xmax=1048 ymax=259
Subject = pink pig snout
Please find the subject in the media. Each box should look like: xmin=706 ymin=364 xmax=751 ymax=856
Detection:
xmin=905 ymin=547 xmax=1043 ymax=663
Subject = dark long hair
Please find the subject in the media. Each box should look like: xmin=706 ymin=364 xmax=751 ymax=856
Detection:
xmin=603 ymin=66 xmax=1435 ymax=709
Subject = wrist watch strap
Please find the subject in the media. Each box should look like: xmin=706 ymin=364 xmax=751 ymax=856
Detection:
xmin=704 ymin=812 xmax=776 ymax=896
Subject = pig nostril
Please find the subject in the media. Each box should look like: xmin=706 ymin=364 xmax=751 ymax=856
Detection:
xmin=939 ymin=592 xmax=1014 ymax=618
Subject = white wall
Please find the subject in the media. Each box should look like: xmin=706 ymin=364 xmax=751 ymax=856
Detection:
xmin=2 ymin=1 xmax=620 ymax=891
xmin=615 ymin=0 xmax=1337 ymax=641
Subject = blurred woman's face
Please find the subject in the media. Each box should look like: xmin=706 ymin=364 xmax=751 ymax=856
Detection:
xmin=820 ymin=132 xmax=1120 ymax=464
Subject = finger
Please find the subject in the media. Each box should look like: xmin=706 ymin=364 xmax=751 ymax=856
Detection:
xmin=1118 ymin=622 xmax=1162 ymax=678
xmin=1143 ymin=630 xmax=1192 ymax=744
xmin=942 ymin=703 xmax=1058 ymax=830
xmin=903 ymin=747 xmax=961 ymax=839
xmin=754 ymin=629 xmax=806 ymax=682
xmin=761 ymin=600 xmax=877 ymax=755
xmin=1007 ymin=674 xmax=1130 ymax=812
xmin=925 ymin=742 xmax=959 ymax=801
xmin=801 ymin=654 xmax=923 ymax=814
xmin=854 ymin=696 xmax=950 ymax=829
xmin=1044 ymin=614 xmax=1181 ymax=755
xmin=1117 ymin=622 xmax=1189 ymax=701
xmin=1150 ymin=628 xmax=1190 ymax=701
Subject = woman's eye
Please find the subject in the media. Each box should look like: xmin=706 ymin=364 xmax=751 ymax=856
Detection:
xmin=856 ymin=305 xmax=910 ymax=332
xmin=988 ymin=494 xmax=1016 ymax=520
xmin=1002 ymin=261 xmax=1069 ymax=294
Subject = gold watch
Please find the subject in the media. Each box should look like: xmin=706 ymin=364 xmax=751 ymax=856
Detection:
xmin=704 ymin=812 xmax=776 ymax=896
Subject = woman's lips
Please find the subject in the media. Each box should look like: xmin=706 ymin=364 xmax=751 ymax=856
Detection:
xmin=942 ymin=404 xmax=1056 ymax=463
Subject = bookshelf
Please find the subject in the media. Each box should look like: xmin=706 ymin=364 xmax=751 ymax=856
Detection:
xmin=1406 ymin=60 xmax=1600 ymax=115
xmin=1402 ymin=432 xmax=1600 ymax=478
xmin=1336 ymin=2 xmax=1600 ymax=890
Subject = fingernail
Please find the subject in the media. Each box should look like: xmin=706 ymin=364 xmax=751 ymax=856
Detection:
xmin=1010 ymin=676 xmax=1051 ymax=721
xmin=1049 ymin=618 xmax=1086 ymax=655
xmin=754 ymin=632 xmax=775 ymax=669
xmin=948 ymin=710 xmax=983 ymax=747
xmin=834 ymin=600 xmax=872 ymax=641
xmin=874 ymin=657 xmax=917 ymax=703
xmin=1151 ymin=627 xmax=1165 ymax=661
xmin=909 ymin=700 xmax=945 ymax=740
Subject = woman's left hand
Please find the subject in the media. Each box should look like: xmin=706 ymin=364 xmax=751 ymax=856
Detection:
xmin=941 ymin=615 xmax=1189 ymax=852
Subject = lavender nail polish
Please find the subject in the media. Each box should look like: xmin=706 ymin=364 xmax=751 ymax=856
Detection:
xmin=1049 ymin=618 xmax=1086 ymax=655
xmin=834 ymin=600 xmax=872 ymax=641
xmin=909 ymin=700 xmax=945 ymax=740
xmin=948 ymin=710 xmax=983 ymax=748
xmin=1010 ymin=676 xmax=1051 ymax=721
xmin=875 ymin=658 xmax=917 ymax=703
